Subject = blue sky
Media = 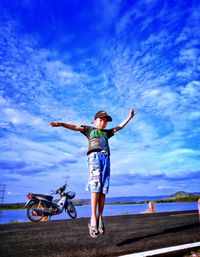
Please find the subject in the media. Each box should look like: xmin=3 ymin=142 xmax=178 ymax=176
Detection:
xmin=0 ymin=0 xmax=200 ymax=203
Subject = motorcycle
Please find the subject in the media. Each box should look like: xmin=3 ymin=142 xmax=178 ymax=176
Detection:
xmin=24 ymin=179 xmax=77 ymax=222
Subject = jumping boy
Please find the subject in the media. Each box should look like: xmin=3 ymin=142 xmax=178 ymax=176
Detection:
xmin=50 ymin=109 xmax=135 ymax=237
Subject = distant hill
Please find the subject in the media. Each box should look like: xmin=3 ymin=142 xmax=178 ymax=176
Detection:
xmin=170 ymin=191 xmax=192 ymax=198
xmin=167 ymin=191 xmax=199 ymax=201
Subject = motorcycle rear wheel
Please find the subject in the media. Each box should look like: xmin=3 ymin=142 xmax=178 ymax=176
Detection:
xmin=66 ymin=201 xmax=77 ymax=219
xmin=27 ymin=202 xmax=47 ymax=222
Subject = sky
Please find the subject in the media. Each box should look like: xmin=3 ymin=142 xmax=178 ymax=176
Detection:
xmin=0 ymin=0 xmax=200 ymax=203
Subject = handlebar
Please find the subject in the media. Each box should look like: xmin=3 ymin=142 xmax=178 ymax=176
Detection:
xmin=51 ymin=178 xmax=69 ymax=195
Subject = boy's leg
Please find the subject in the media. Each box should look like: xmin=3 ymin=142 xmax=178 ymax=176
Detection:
xmin=88 ymin=192 xmax=99 ymax=238
xmin=91 ymin=192 xmax=99 ymax=226
xmin=98 ymin=192 xmax=105 ymax=222
xmin=98 ymin=192 xmax=106 ymax=234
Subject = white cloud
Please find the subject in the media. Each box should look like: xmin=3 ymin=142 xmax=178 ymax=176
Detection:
xmin=158 ymin=185 xmax=172 ymax=190
xmin=181 ymin=81 xmax=200 ymax=98
xmin=189 ymin=111 xmax=200 ymax=120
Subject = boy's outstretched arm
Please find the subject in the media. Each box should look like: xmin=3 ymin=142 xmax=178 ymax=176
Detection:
xmin=113 ymin=109 xmax=135 ymax=133
xmin=50 ymin=122 xmax=84 ymax=132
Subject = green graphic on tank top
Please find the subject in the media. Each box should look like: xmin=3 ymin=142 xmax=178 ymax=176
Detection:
xmin=90 ymin=129 xmax=108 ymax=139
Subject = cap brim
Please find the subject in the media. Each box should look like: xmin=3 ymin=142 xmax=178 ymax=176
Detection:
xmin=107 ymin=116 xmax=112 ymax=122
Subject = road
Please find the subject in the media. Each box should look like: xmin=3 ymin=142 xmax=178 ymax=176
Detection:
xmin=0 ymin=210 xmax=200 ymax=257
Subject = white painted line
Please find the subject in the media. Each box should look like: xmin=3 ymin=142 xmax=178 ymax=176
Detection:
xmin=119 ymin=242 xmax=200 ymax=257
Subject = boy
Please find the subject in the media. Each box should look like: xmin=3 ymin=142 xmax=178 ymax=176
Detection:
xmin=50 ymin=109 xmax=135 ymax=237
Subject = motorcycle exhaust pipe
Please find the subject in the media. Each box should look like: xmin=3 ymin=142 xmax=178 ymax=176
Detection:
xmin=33 ymin=208 xmax=52 ymax=215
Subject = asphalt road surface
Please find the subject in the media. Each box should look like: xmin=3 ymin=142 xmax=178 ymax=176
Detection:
xmin=0 ymin=210 xmax=200 ymax=257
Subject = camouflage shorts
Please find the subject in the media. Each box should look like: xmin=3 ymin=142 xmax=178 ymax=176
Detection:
xmin=86 ymin=152 xmax=110 ymax=194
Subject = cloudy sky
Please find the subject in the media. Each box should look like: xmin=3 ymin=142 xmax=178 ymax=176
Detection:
xmin=0 ymin=0 xmax=200 ymax=203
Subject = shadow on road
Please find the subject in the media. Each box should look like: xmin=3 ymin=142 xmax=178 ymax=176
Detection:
xmin=116 ymin=223 xmax=200 ymax=246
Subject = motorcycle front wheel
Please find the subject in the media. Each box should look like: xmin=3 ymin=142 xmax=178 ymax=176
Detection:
xmin=26 ymin=202 xmax=46 ymax=222
xmin=66 ymin=201 xmax=77 ymax=219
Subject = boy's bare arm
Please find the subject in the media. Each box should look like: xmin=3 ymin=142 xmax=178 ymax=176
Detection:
xmin=113 ymin=109 xmax=135 ymax=133
xmin=50 ymin=122 xmax=84 ymax=132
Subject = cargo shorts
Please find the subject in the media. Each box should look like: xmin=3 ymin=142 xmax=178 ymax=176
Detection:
xmin=86 ymin=152 xmax=110 ymax=194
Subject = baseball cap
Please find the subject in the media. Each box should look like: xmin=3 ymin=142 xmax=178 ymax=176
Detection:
xmin=94 ymin=111 xmax=112 ymax=122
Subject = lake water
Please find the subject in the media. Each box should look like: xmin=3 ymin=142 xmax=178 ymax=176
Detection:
xmin=0 ymin=202 xmax=198 ymax=224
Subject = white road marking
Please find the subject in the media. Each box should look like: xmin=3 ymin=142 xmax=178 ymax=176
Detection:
xmin=120 ymin=242 xmax=200 ymax=257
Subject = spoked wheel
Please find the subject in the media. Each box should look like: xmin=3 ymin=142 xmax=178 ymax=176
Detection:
xmin=66 ymin=201 xmax=77 ymax=219
xmin=26 ymin=202 xmax=46 ymax=222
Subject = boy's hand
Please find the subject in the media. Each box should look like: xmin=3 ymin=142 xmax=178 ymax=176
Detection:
xmin=113 ymin=108 xmax=135 ymax=133
xmin=129 ymin=109 xmax=135 ymax=119
xmin=50 ymin=122 xmax=60 ymax=127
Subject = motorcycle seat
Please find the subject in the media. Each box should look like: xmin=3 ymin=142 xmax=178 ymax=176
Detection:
xmin=32 ymin=193 xmax=53 ymax=202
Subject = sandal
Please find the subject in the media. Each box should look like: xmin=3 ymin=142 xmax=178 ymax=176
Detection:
xmin=88 ymin=223 xmax=99 ymax=238
xmin=98 ymin=221 xmax=105 ymax=235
